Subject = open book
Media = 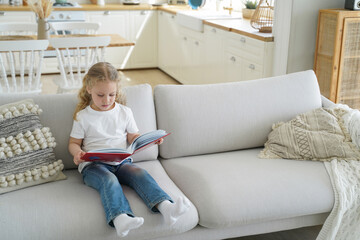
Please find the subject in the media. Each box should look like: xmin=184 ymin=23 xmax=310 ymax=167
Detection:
xmin=81 ymin=130 xmax=170 ymax=162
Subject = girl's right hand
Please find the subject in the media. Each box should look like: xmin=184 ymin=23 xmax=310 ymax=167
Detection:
xmin=74 ymin=150 xmax=86 ymax=166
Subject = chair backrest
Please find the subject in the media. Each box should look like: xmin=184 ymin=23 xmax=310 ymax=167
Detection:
xmin=50 ymin=22 xmax=101 ymax=35
xmin=0 ymin=40 xmax=49 ymax=94
xmin=0 ymin=23 xmax=37 ymax=35
xmin=49 ymin=36 xmax=110 ymax=91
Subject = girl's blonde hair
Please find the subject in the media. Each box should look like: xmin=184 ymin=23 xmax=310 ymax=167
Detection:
xmin=73 ymin=62 xmax=126 ymax=120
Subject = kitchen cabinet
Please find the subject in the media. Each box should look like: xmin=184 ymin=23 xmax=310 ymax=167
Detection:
xmin=314 ymin=9 xmax=360 ymax=109
xmin=179 ymin=27 xmax=205 ymax=84
xmin=128 ymin=10 xmax=157 ymax=69
xmin=86 ymin=11 xmax=130 ymax=69
xmin=203 ymin=25 xmax=225 ymax=84
xmin=223 ymin=31 xmax=273 ymax=82
xmin=0 ymin=11 xmax=36 ymax=23
xmin=157 ymin=11 xmax=274 ymax=85
xmin=158 ymin=11 xmax=182 ymax=80
xmin=86 ymin=10 xmax=157 ymax=69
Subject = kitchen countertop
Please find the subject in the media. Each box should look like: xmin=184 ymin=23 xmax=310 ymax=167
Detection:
xmin=0 ymin=4 xmax=273 ymax=42
xmin=0 ymin=3 xmax=186 ymax=11
xmin=204 ymin=19 xmax=274 ymax=42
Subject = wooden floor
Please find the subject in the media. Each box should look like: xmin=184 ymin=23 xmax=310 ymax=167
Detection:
xmin=41 ymin=69 xmax=323 ymax=239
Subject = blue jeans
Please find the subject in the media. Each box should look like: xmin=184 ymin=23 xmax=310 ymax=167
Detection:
xmin=82 ymin=159 xmax=172 ymax=227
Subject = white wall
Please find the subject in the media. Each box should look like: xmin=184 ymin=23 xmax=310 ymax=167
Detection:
xmin=286 ymin=0 xmax=344 ymax=73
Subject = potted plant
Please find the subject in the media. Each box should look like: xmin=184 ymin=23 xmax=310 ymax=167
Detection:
xmin=242 ymin=0 xmax=258 ymax=19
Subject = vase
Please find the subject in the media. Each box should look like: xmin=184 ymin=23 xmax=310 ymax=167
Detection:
xmin=242 ymin=8 xmax=256 ymax=19
xmin=37 ymin=18 xmax=50 ymax=40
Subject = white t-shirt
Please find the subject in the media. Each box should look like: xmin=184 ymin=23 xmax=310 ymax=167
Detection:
xmin=70 ymin=102 xmax=139 ymax=173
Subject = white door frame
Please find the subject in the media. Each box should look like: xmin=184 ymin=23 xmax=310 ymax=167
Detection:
xmin=272 ymin=0 xmax=293 ymax=76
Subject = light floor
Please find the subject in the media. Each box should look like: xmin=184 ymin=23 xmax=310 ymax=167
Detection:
xmin=41 ymin=69 xmax=323 ymax=239
xmin=230 ymin=225 xmax=322 ymax=240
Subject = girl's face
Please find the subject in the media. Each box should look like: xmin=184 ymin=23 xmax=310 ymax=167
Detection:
xmin=87 ymin=80 xmax=117 ymax=111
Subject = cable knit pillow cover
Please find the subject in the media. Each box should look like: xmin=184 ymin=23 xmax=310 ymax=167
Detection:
xmin=259 ymin=107 xmax=360 ymax=161
xmin=0 ymin=99 xmax=66 ymax=194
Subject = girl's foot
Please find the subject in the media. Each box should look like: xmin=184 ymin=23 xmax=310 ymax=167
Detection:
xmin=157 ymin=196 xmax=191 ymax=226
xmin=113 ymin=214 xmax=144 ymax=238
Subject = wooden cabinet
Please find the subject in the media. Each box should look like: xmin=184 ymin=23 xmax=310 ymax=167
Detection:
xmin=314 ymin=9 xmax=360 ymax=109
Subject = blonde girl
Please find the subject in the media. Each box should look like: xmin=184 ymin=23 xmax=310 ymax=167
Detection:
xmin=68 ymin=62 xmax=190 ymax=238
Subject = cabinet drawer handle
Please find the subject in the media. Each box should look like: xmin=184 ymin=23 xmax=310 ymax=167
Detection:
xmin=141 ymin=11 xmax=147 ymax=15
xmin=195 ymin=41 xmax=199 ymax=46
xmin=171 ymin=15 xmax=175 ymax=19
xmin=0 ymin=12 xmax=5 ymax=16
xmin=104 ymin=11 xmax=111 ymax=15
xmin=160 ymin=11 xmax=163 ymax=15
xmin=212 ymin=28 xmax=217 ymax=33
xmin=230 ymin=56 xmax=236 ymax=62
xmin=240 ymin=37 xmax=246 ymax=43
xmin=249 ymin=64 xmax=255 ymax=70
xmin=183 ymin=37 xmax=187 ymax=41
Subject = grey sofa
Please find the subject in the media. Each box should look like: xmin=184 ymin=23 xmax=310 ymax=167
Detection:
xmin=0 ymin=70 xmax=334 ymax=240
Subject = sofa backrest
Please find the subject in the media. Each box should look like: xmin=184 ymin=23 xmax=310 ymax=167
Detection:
xmin=0 ymin=84 xmax=158 ymax=170
xmin=154 ymin=70 xmax=322 ymax=159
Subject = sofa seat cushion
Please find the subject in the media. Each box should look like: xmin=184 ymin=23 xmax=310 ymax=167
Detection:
xmin=0 ymin=160 xmax=198 ymax=240
xmin=161 ymin=148 xmax=334 ymax=229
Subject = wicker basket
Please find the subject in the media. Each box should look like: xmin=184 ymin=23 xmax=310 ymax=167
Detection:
xmin=250 ymin=0 xmax=274 ymax=33
xmin=242 ymin=8 xmax=256 ymax=19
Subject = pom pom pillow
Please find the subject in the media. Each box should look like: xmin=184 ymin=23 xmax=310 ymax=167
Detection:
xmin=0 ymin=99 xmax=66 ymax=194
xmin=260 ymin=106 xmax=360 ymax=161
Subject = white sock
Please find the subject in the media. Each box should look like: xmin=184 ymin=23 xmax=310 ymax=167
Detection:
xmin=157 ymin=196 xmax=191 ymax=226
xmin=113 ymin=214 xmax=144 ymax=238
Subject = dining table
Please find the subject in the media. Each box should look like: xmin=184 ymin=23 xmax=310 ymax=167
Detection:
xmin=0 ymin=34 xmax=135 ymax=50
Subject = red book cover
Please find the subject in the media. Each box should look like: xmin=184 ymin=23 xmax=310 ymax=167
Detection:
xmin=81 ymin=130 xmax=170 ymax=162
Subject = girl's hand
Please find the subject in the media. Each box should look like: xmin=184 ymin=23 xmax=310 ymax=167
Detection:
xmin=155 ymin=138 xmax=164 ymax=145
xmin=74 ymin=150 xmax=86 ymax=166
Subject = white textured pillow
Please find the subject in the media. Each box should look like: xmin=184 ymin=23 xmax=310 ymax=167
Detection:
xmin=260 ymin=107 xmax=360 ymax=161
xmin=0 ymin=99 xmax=66 ymax=194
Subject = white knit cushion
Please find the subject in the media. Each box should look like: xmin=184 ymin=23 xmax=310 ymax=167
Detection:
xmin=0 ymin=99 xmax=66 ymax=194
xmin=260 ymin=106 xmax=360 ymax=161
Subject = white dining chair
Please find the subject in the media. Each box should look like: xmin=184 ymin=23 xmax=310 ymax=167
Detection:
xmin=49 ymin=36 xmax=111 ymax=93
xmin=0 ymin=40 xmax=49 ymax=94
xmin=50 ymin=22 xmax=101 ymax=35
xmin=0 ymin=23 xmax=37 ymax=35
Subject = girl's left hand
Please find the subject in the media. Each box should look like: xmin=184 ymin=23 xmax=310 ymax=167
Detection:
xmin=155 ymin=138 xmax=163 ymax=145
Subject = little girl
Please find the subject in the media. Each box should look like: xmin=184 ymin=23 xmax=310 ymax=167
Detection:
xmin=68 ymin=62 xmax=190 ymax=238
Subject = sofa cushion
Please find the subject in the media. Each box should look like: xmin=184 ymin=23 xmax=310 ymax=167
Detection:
xmin=260 ymin=106 xmax=360 ymax=161
xmin=154 ymin=70 xmax=322 ymax=159
xmin=0 ymin=99 xmax=66 ymax=194
xmin=0 ymin=84 xmax=158 ymax=170
xmin=161 ymin=148 xmax=334 ymax=229
xmin=0 ymin=160 xmax=198 ymax=240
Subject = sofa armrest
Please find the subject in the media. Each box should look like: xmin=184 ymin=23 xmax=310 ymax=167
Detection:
xmin=321 ymin=95 xmax=335 ymax=108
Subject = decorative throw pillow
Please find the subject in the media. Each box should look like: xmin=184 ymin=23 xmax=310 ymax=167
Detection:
xmin=0 ymin=99 xmax=66 ymax=194
xmin=259 ymin=107 xmax=360 ymax=161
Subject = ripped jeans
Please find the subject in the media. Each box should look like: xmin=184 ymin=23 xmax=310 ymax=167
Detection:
xmin=82 ymin=159 xmax=172 ymax=227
